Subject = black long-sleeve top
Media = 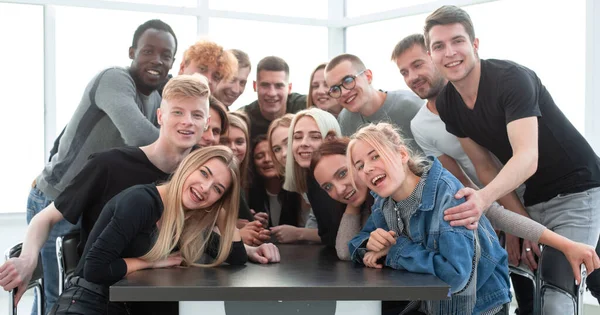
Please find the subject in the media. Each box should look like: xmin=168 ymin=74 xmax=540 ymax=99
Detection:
xmin=75 ymin=184 xmax=247 ymax=286
xmin=306 ymin=174 xmax=345 ymax=248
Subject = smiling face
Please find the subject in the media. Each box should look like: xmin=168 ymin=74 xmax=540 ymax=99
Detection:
xmin=129 ymin=29 xmax=176 ymax=95
xmin=158 ymin=96 xmax=208 ymax=150
xmin=350 ymin=139 xmax=410 ymax=199
xmin=182 ymin=157 xmax=232 ymax=210
xmin=254 ymin=140 xmax=278 ymax=179
xmin=198 ymin=107 xmax=222 ymax=148
xmin=254 ymin=70 xmax=291 ymax=119
xmin=395 ymin=44 xmax=446 ymax=100
xmin=292 ymin=116 xmax=323 ymax=169
xmin=223 ymin=126 xmax=247 ymax=163
xmin=311 ymin=68 xmax=342 ymax=116
xmin=427 ymin=23 xmax=479 ymax=84
xmin=213 ymin=66 xmax=250 ymax=107
xmin=270 ymin=125 xmax=289 ymax=169
xmin=324 ymin=61 xmax=370 ymax=114
xmin=314 ymin=154 xmax=368 ymax=207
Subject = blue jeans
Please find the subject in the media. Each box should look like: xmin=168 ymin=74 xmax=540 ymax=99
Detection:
xmin=26 ymin=186 xmax=77 ymax=315
xmin=527 ymin=186 xmax=600 ymax=315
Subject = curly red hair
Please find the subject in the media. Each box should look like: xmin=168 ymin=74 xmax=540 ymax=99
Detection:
xmin=182 ymin=40 xmax=238 ymax=82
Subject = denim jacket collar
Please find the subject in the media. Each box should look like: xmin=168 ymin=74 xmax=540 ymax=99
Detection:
xmin=369 ymin=156 xmax=442 ymax=212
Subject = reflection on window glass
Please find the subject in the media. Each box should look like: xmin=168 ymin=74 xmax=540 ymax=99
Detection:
xmin=209 ymin=18 xmax=328 ymax=110
xmin=346 ymin=0 xmax=436 ymax=17
xmin=210 ymin=0 xmax=327 ymax=19
xmin=0 ymin=3 xmax=44 ymax=213
xmin=347 ymin=0 xmax=585 ymax=133
xmin=103 ymin=0 xmax=196 ymax=7
xmin=55 ymin=6 xmax=197 ymax=131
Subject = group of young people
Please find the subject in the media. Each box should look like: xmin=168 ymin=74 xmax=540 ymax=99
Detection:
xmin=1 ymin=4 xmax=600 ymax=315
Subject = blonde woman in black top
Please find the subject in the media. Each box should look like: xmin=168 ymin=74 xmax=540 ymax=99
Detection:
xmin=51 ymin=146 xmax=246 ymax=315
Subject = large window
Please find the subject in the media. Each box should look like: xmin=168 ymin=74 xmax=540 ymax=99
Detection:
xmin=103 ymin=0 xmax=196 ymax=6
xmin=209 ymin=18 xmax=329 ymax=110
xmin=210 ymin=0 xmax=327 ymax=19
xmin=347 ymin=0 xmax=586 ymax=133
xmin=0 ymin=3 xmax=44 ymax=213
xmin=54 ymin=6 xmax=197 ymax=130
xmin=345 ymin=0 xmax=437 ymax=18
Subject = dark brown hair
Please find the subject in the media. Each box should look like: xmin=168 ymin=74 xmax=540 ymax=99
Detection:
xmin=424 ymin=5 xmax=475 ymax=49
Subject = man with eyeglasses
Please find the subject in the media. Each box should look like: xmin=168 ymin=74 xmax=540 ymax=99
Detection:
xmin=324 ymin=54 xmax=423 ymax=153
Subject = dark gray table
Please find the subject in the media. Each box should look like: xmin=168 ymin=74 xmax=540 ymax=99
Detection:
xmin=111 ymin=244 xmax=450 ymax=314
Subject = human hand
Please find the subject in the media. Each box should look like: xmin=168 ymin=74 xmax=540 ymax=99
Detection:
xmin=521 ymin=239 xmax=541 ymax=270
xmin=250 ymin=209 xmax=269 ymax=227
xmin=363 ymin=248 xmax=390 ymax=269
xmin=562 ymin=241 xmax=600 ymax=284
xmin=248 ymin=243 xmax=281 ymax=264
xmin=236 ymin=219 xmax=249 ymax=229
xmin=366 ymin=228 xmax=396 ymax=252
xmin=505 ymin=234 xmax=522 ymax=267
xmin=0 ymin=256 xmax=36 ymax=305
xmin=152 ymin=252 xmax=183 ymax=269
xmin=443 ymin=187 xmax=489 ymax=230
xmin=270 ymin=225 xmax=301 ymax=243
xmin=240 ymin=221 xmax=271 ymax=246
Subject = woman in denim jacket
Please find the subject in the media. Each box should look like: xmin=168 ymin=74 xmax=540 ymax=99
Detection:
xmin=347 ymin=123 xmax=510 ymax=315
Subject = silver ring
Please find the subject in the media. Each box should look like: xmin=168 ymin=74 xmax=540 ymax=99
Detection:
xmin=525 ymin=248 xmax=531 ymax=252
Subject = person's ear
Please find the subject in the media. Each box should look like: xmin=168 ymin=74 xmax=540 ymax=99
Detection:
xmin=204 ymin=116 xmax=211 ymax=131
xmin=129 ymin=46 xmax=135 ymax=60
xmin=157 ymin=107 xmax=164 ymax=126
xmin=253 ymin=81 xmax=257 ymax=92
xmin=287 ymin=82 xmax=292 ymax=94
xmin=364 ymin=69 xmax=373 ymax=84
xmin=178 ymin=61 xmax=186 ymax=75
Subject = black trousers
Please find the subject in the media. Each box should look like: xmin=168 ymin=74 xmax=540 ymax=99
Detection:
xmin=49 ymin=282 xmax=130 ymax=315
xmin=49 ymin=278 xmax=178 ymax=315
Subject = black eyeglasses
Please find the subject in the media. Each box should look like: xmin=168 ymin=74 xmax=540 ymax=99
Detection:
xmin=327 ymin=70 xmax=366 ymax=99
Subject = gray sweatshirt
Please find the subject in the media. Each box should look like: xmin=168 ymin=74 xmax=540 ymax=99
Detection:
xmin=36 ymin=67 xmax=160 ymax=199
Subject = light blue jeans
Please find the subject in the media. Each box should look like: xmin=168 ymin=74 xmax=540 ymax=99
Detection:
xmin=26 ymin=186 xmax=77 ymax=315
xmin=527 ymin=186 xmax=600 ymax=315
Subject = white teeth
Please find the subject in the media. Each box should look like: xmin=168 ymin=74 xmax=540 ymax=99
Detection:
xmin=345 ymin=95 xmax=356 ymax=104
xmin=446 ymin=61 xmax=461 ymax=67
xmin=371 ymin=174 xmax=385 ymax=185
xmin=191 ymin=187 xmax=204 ymax=202
xmin=299 ymin=152 xmax=312 ymax=158
xmin=344 ymin=189 xmax=356 ymax=200
xmin=179 ymin=130 xmax=193 ymax=135
xmin=147 ymin=70 xmax=159 ymax=75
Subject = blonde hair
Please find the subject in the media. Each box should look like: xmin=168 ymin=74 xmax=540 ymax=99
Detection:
xmin=161 ymin=73 xmax=210 ymax=109
xmin=141 ymin=146 xmax=240 ymax=267
xmin=283 ymin=108 xmax=341 ymax=193
xmin=222 ymin=112 xmax=250 ymax=189
xmin=182 ymin=40 xmax=238 ymax=82
xmin=267 ymin=113 xmax=294 ymax=176
xmin=347 ymin=122 xmax=426 ymax=190
xmin=306 ymin=63 xmax=327 ymax=109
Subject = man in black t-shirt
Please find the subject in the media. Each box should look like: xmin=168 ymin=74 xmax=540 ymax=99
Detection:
xmin=0 ymin=75 xmax=279 ymax=307
xmin=424 ymin=6 xmax=600 ymax=314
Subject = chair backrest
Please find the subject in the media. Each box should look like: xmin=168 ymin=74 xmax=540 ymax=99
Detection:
xmin=57 ymin=230 xmax=81 ymax=295
xmin=60 ymin=230 xmax=81 ymax=276
xmin=539 ymin=245 xmax=586 ymax=314
xmin=5 ymin=244 xmax=44 ymax=288
xmin=5 ymin=243 xmax=44 ymax=315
